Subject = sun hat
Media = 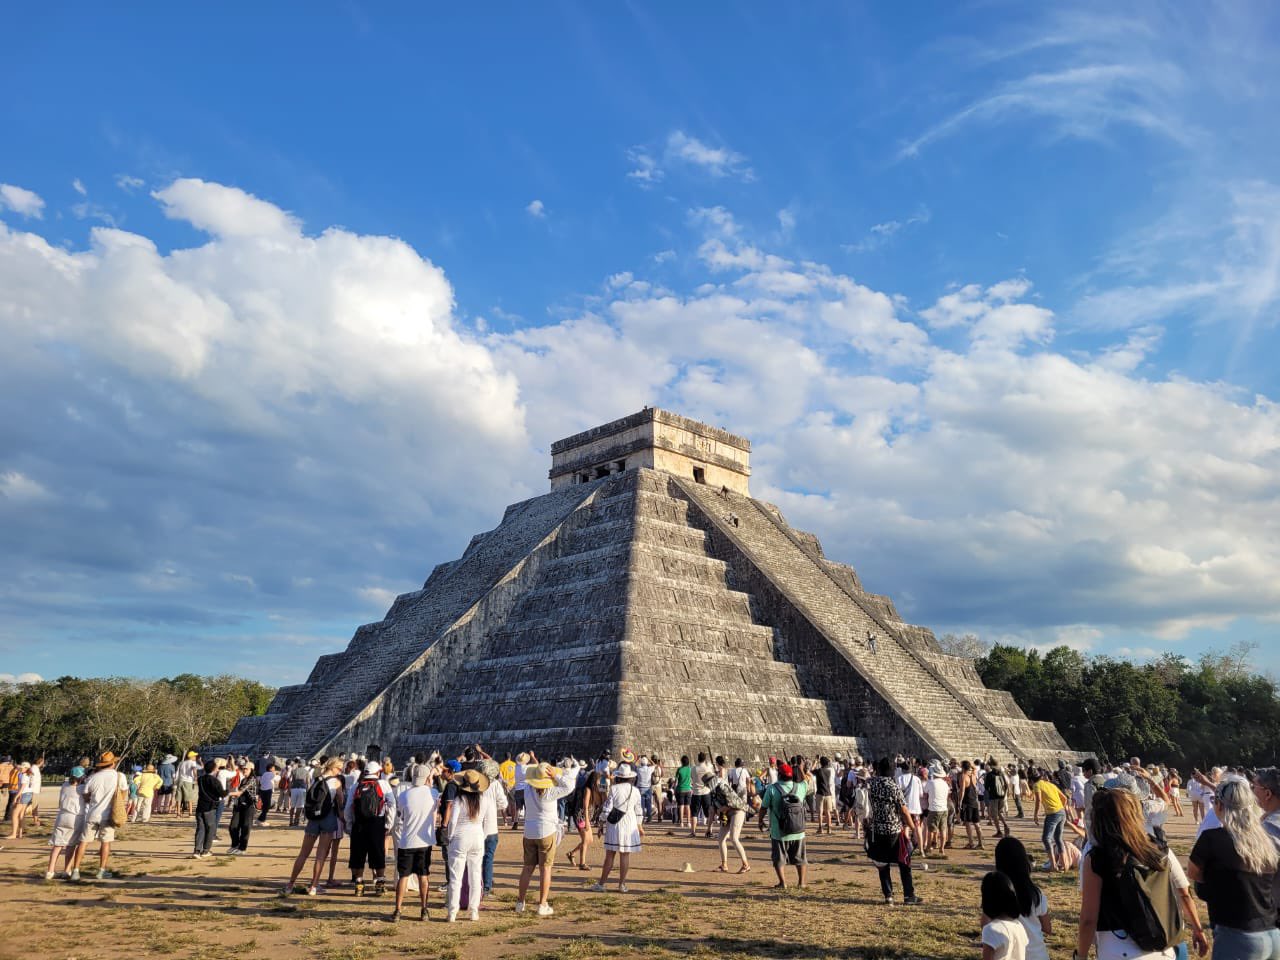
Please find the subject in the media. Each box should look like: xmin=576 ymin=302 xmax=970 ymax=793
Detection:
xmin=525 ymin=762 xmax=559 ymax=789
xmin=19 ymin=761 xmax=31 ymax=770
xmin=455 ymin=768 xmax=491 ymax=794
xmin=516 ymin=752 xmax=530 ymax=764
xmin=444 ymin=759 xmax=462 ymax=774
xmin=615 ymin=764 xmax=637 ymax=781
xmin=163 ymin=754 xmax=178 ymax=764
xmin=95 ymin=752 xmax=117 ymax=768
xmin=620 ymin=748 xmax=636 ymax=764
xmin=364 ymin=760 xmax=382 ymax=776
xmin=1103 ymin=772 xmax=1141 ymax=796
xmin=70 ymin=766 xmax=86 ymax=778
xmin=928 ymin=760 xmax=947 ymax=778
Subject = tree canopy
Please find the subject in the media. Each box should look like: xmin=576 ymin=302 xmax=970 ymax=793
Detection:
xmin=0 ymin=674 xmax=274 ymax=767
xmin=975 ymin=642 xmax=1280 ymax=768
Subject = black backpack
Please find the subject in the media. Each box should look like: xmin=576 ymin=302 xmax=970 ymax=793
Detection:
xmin=304 ymin=777 xmax=332 ymax=820
xmin=353 ymin=779 xmax=384 ymax=821
xmin=1113 ymin=854 xmax=1184 ymax=952
xmin=987 ymin=770 xmax=1007 ymax=799
xmin=777 ymin=783 xmax=807 ymax=834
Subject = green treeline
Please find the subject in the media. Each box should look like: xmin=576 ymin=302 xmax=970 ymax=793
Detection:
xmin=0 ymin=674 xmax=274 ymax=767
xmin=976 ymin=643 xmax=1280 ymax=768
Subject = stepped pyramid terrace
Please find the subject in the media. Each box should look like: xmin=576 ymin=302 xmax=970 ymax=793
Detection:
xmin=213 ymin=408 xmax=1079 ymax=764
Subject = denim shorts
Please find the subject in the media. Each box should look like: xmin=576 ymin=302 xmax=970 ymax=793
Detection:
xmin=1210 ymin=925 xmax=1280 ymax=960
xmin=304 ymin=812 xmax=340 ymax=836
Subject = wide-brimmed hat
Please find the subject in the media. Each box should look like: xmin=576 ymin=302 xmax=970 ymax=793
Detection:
xmin=455 ymin=768 xmax=490 ymax=794
xmin=163 ymin=754 xmax=178 ymax=764
xmin=525 ymin=762 xmax=559 ymax=789
xmin=95 ymin=752 xmax=117 ymax=768
xmin=928 ymin=760 xmax=947 ymax=778
xmin=615 ymin=764 xmax=637 ymax=781
xmin=19 ymin=761 xmax=31 ymax=770
xmin=620 ymin=748 xmax=636 ymax=764
xmin=516 ymin=752 xmax=530 ymax=764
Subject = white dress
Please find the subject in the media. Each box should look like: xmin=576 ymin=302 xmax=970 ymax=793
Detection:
xmin=602 ymin=782 xmax=643 ymax=853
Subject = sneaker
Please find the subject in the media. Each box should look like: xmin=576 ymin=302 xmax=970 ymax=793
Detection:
xmin=373 ymin=879 xmax=385 ymax=896
xmin=536 ymin=903 xmax=554 ymax=917
xmin=589 ymin=882 xmax=606 ymax=892
xmin=44 ymin=871 xmax=54 ymax=881
xmin=98 ymin=869 xmax=114 ymax=880
xmin=228 ymin=848 xmax=241 ymax=855
xmin=419 ymin=908 xmax=428 ymax=922
xmin=306 ymin=886 xmax=318 ymax=897
xmin=469 ymin=908 xmax=479 ymax=921
xmin=618 ymin=883 xmax=628 ymax=893
xmin=389 ymin=910 xmax=401 ymax=923
xmin=281 ymin=883 xmax=294 ymax=896
xmin=354 ymin=880 xmax=365 ymax=897
xmin=446 ymin=910 xmax=458 ymax=923
xmin=514 ymin=901 xmax=526 ymax=914
xmin=904 ymin=896 xmax=924 ymax=905
xmin=884 ymin=896 xmax=895 ymax=905
xmin=69 ymin=870 xmax=81 ymax=882
xmin=191 ymin=853 xmax=202 ymax=860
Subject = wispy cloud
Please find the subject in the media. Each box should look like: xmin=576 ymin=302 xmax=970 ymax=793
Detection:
xmin=627 ymin=130 xmax=755 ymax=186
xmin=666 ymin=131 xmax=755 ymax=181
xmin=525 ymin=199 xmax=546 ymax=219
xmin=115 ymin=174 xmax=145 ymax=193
xmin=897 ymin=12 xmax=1197 ymax=161
xmin=0 ymin=183 xmax=45 ymax=218
xmin=71 ymin=178 xmax=87 ymax=196
xmin=843 ymin=206 xmax=931 ymax=253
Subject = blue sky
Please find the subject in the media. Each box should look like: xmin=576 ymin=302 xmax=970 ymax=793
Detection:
xmin=2 ymin=3 xmax=1278 ymax=686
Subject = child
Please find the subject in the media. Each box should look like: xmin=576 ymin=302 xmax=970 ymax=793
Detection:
xmin=994 ymin=837 xmax=1050 ymax=960
xmin=980 ymin=871 xmax=1029 ymax=960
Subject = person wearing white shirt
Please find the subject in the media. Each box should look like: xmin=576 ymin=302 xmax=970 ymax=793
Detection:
xmin=516 ymin=757 xmax=578 ymax=917
xmin=897 ymin=762 xmax=925 ymax=853
xmin=391 ymin=766 xmax=438 ymax=922
xmin=258 ymin=765 xmax=277 ymax=824
xmin=924 ymin=762 xmax=951 ymax=855
xmin=72 ymin=753 xmax=125 ymax=879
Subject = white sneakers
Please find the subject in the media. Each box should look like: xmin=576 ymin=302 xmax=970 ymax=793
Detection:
xmin=469 ymin=908 xmax=479 ymax=921
xmin=446 ymin=910 xmax=458 ymax=923
xmin=515 ymin=900 xmax=554 ymax=917
xmin=589 ymin=882 xmax=606 ymax=892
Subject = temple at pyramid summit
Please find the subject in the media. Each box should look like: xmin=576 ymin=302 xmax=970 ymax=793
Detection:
xmin=215 ymin=408 xmax=1078 ymax=764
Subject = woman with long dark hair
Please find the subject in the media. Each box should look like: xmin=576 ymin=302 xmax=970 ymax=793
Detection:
xmin=1077 ymin=789 xmax=1208 ymax=960
xmin=1187 ymin=779 xmax=1279 ymax=959
xmin=444 ymin=768 xmax=495 ymax=922
xmin=566 ymin=770 xmax=600 ymax=871
xmin=994 ymin=836 xmax=1051 ymax=960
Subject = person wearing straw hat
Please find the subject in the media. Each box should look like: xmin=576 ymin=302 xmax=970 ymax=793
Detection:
xmin=515 ymin=753 xmax=580 ymax=917
xmin=73 ymin=752 xmax=125 ymax=880
xmin=444 ymin=768 xmax=494 ymax=922
xmin=592 ymin=762 xmax=644 ymax=893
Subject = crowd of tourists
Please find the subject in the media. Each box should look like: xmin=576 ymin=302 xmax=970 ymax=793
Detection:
xmin=3 ymin=747 xmax=1278 ymax=958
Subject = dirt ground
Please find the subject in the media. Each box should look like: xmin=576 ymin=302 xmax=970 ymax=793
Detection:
xmin=0 ymin=789 xmax=1204 ymax=959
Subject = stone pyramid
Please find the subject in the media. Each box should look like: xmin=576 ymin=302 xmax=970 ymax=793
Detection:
xmin=215 ymin=409 xmax=1076 ymax=764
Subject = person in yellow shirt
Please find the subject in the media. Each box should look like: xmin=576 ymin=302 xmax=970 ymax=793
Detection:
xmin=132 ymin=764 xmax=164 ymax=823
xmin=1029 ymin=770 xmax=1069 ymax=871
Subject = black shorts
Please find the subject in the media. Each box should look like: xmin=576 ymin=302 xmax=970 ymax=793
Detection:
xmin=691 ymin=794 xmax=711 ymax=817
xmin=396 ymin=846 xmax=431 ymax=877
xmin=348 ymin=820 xmax=386 ymax=872
xmin=677 ymin=791 xmax=692 ymax=807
